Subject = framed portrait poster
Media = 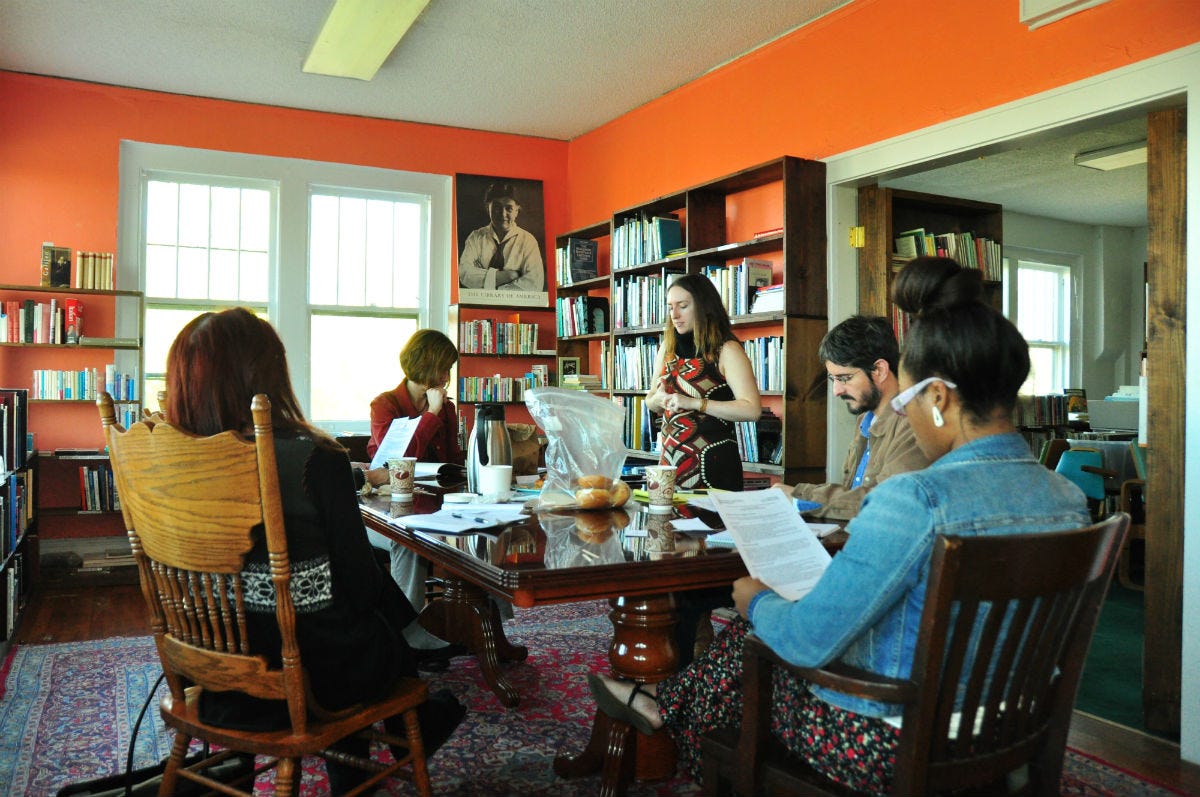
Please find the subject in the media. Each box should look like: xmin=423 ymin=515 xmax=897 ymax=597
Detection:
xmin=455 ymin=173 xmax=548 ymax=308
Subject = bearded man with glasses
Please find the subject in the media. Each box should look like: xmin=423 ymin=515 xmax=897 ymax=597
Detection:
xmin=774 ymin=315 xmax=929 ymax=520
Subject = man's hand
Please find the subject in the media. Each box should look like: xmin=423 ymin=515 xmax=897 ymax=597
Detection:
xmin=733 ymin=576 xmax=771 ymax=620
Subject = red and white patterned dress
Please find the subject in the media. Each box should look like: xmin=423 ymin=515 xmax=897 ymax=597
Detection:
xmin=657 ymin=334 xmax=743 ymax=490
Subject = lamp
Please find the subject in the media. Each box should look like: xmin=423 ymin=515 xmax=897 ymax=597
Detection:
xmin=1073 ymin=140 xmax=1148 ymax=171
xmin=303 ymin=0 xmax=433 ymax=81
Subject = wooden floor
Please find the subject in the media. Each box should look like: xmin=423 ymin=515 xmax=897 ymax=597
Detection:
xmin=14 ymin=583 xmax=1200 ymax=795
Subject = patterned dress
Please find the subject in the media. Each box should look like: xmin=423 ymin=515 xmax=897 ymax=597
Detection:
xmin=658 ymin=332 xmax=743 ymax=490
xmin=656 ymin=617 xmax=900 ymax=794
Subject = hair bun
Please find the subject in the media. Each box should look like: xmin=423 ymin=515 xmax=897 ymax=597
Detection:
xmin=893 ymin=256 xmax=983 ymax=316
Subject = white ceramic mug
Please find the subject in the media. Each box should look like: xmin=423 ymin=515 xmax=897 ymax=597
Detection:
xmin=644 ymin=465 xmax=678 ymax=513
xmin=478 ymin=464 xmax=513 ymax=502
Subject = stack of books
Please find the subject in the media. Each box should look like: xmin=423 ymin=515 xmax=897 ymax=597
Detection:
xmin=559 ymin=373 xmax=603 ymax=391
xmin=751 ymin=283 xmax=784 ymax=314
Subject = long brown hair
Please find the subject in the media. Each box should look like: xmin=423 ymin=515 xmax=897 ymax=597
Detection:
xmin=166 ymin=307 xmax=337 ymax=450
xmin=660 ymin=273 xmax=735 ymax=364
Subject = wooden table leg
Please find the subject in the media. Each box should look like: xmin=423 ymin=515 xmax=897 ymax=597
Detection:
xmin=419 ymin=576 xmax=528 ymax=707
xmin=553 ymin=593 xmax=679 ymax=796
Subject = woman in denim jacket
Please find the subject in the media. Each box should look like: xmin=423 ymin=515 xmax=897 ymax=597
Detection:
xmin=589 ymin=256 xmax=1090 ymax=794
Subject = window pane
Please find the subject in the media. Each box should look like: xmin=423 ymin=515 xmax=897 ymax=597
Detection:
xmin=310 ymin=194 xmax=340 ymax=305
xmin=177 ymin=248 xmax=209 ymax=299
xmin=365 ymin=200 xmax=395 ymax=303
xmin=143 ymin=306 xmax=270 ymax=404
xmin=145 ymin=181 xmax=178 ymax=245
xmin=240 ymin=251 xmax=268 ymax=302
xmin=145 ymin=244 xmax=178 ymax=297
xmin=310 ymin=314 xmax=418 ymax=423
xmin=337 ymin=198 xmax=367 ymax=305
xmin=1025 ymin=344 xmax=1058 ymax=395
xmin=210 ymin=187 xmax=241 ymax=249
xmin=178 ymin=184 xmax=210 ymax=248
xmin=393 ymin=202 xmax=421 ymax=306
xmin=240 ymin=188 xmax=271 ymax=251
xmin=209 ymin=249 xmax=238 ymax=300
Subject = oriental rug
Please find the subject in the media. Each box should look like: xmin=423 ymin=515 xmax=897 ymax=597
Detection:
xmin=0 ymin=601 xmax=1185 ymax=796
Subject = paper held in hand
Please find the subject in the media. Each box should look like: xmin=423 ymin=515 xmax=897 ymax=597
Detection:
xmin=709 ymin=489 xmax=832 ymax=601
xmin=369 ymin=417 xmax=422 ymax=470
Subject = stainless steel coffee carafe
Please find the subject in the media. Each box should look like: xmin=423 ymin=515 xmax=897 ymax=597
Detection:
xmin=466 ymin=403 xmax=512 ymax=494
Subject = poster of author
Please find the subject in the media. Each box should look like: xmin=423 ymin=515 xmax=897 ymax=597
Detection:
xmin=456 ymin=173 xmax=548 ymax=307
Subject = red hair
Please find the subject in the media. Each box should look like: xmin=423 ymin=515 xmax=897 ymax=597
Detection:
xmin=166 ymin=308 xmax=334 ymax=449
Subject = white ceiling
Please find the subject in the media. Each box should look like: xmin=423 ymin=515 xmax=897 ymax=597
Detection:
xmin=0 ymin=0 xmax=1147 ymax=228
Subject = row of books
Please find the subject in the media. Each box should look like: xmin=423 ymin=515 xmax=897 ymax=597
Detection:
xmin=1 ymin=298 xmax=83 ymax=344
xmin=0 ymin=389 xmax=28 ymax=473
xmin=751 ymin=283 xmax=785 ymax=314
xmin=611 ymin=335 xmax=660 ymax=392
xmin=37 ymin=245 xmax=117 ymax=291
xmin=733 ymin=408 xmax=784 ymax=465
xmin=3 ymin=552 xmax=25 ymax=641
xmin=1015 ymin=393 xmax=1073 ymax=428
xmin=559 ymin=373 xmax=604 ymax=392
xmin=612 ymin=213 xmax=684 ymax=271
xmin=614 ymin=394 xmax=660 ymax=454
xmin=78 ymin=463 xmax=120 ymax=512
xmin=31 ymin=364 xmax=136 ymax=401
xmin=700 ymin=258 xmax=774 ymax=317
xmin=1 ymin=470 xmax=32 ymax=561
xmin=742 ymin=335 xmax=785 ymax=392
xmin=613 ymin=268 xmax=683 ymax=329
xmin=555 ymin=238 xmax=599 ymax=285
xmin=894 ymin=229 xmax=1002 ymax=280
xmin=457 ymin=374 xmax=541 ymax=404
xmin=556 ymin=295 xmax=609 ymax=337
xmin=457 ymin=319 xmax=541 ymax=355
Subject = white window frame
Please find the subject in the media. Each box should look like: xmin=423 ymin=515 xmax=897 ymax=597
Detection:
xmin=117 ymin=141 xmax=452 ymax=429
xmin=1003 ymin=247 xmax=1081 ymax=393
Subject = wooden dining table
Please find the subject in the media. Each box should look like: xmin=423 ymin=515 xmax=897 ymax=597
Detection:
xmin=360 ymin=486 xmax=763 ymax=797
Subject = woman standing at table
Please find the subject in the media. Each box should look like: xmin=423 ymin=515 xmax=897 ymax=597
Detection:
xmin=165 ymin=308 xmax=465 ymax=792
xmin=645 ymin=274 xmax=761 ymax=491
xmin=588 ymin=257 xmax=1089 ymax=792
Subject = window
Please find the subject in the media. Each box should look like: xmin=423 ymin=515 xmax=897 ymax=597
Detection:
xmin=118 ymin=142 xmax=452 ymax=432
xmin=1004 ymin=255 xmax=1074 ymax=394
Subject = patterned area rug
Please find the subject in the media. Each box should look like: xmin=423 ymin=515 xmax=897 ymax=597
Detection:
xmin=0 ymin=601 xmax=1185 ymax=797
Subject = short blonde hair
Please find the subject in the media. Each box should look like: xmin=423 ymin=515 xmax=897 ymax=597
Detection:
xmin=400 ymin=329 xmax=459 ymax=385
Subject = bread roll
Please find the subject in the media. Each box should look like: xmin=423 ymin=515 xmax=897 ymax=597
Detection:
xmin=575 ymin=487 xmax=613 ymax=509
xmin=575 ymin=512 xmax=612 ymax=541
xmin=576 ymin=474 xmax=612 ymax=490
xmin=609 ymin=480 xmax=631 ymax=506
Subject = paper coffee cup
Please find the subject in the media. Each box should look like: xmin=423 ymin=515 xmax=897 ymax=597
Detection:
xmin=389 ymin=457 xmax=417 ymax=501
xmin=479 ymin=464 xmax=513 ymax=502
xmin=645 ymin=465 xmax=677 ymax=513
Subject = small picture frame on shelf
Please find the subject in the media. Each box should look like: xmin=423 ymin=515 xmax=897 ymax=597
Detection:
xmin=557 ymin=356 xmax=580 ymax=385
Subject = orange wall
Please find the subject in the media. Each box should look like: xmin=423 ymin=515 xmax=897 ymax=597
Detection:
xmin=565 ymin=0 xmax=1200 ymax=227
xmin=0 ymin=72 xmax=568 ymax=452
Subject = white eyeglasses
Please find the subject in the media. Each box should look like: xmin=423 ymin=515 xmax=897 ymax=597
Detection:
xmin=891 ymin=377 xmax=957 ymax=416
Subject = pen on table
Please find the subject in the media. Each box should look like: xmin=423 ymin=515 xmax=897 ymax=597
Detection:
xmin=450 ymin=511 xmax=488 ymax=524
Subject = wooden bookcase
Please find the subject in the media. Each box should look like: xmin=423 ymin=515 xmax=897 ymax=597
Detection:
xmin=554 ymin=156 xmax=828 ymax=484
xmin=856 ymin=186 xmax=1003 ymax=334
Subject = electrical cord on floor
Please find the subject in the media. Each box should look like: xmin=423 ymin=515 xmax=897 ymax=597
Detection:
xmin=123 ymin=671 xmax=166 ymax=797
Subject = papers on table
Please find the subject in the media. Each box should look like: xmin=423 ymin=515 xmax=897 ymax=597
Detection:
xmin=669 ymin=517 xmax=717 ymax=533
xmin=368 ymin=417 xmax=422 ymax=469
xmin=390 ymin=504 xmax=527 ymax=534
xmin=709 ymin=489 xmax=832 ymax=602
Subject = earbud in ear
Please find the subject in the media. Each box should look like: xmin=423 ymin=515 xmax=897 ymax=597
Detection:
xmin=931 ymin=406 xmax=945 ymax=428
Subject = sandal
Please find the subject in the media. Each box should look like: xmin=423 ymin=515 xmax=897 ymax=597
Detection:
xmin=587 ymin=673 xmax=661 ymax=735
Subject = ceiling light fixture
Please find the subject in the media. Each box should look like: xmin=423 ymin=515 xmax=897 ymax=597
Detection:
xmin=1073 ymin=140 xmax=1148 ymax=171
xmin=303 ymin=0 xmax=432 ymax=81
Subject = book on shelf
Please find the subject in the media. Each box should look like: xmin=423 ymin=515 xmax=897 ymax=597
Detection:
xmin=558 ymin=237 xmax=599 ymax=285
xmin=751 ymin=283 xmax=784 ymax=314
xmin=651 ymin=216 xmax=683 ymax=260
xmin=40 ymin=243 xmax=72 ymax=288
xmin=559 ymin=373 xmax=603 ymax=391
xmin=77 ymin=336 xmax=139 ymax=347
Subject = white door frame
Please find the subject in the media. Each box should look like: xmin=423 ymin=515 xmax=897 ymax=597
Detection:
xmin=822 ymin=42 xmax=1200 ymax=763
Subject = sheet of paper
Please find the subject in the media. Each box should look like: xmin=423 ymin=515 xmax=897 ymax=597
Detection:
xmin=687 ymin=496 xmax=716 ymax=512
xmin=390 ymin=505 xmax=526 ymax=534
xmin=710 ymin=489 xmax=831 ymax=601
xmin=807 ymin=522 xmax=842 ymax=539
xmin=368 ymin=417 xmax=423 ymax=470
xmin=669 ymin=516 xmax=716 ymax=532
xmin=705 ymin=531 xmax=737 ymax=547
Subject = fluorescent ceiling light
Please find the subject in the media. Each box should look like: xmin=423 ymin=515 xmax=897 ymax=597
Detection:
xmin=303 ymin=0 xmax=432 ymax=81
xmin=1073 ymin=140 xmax=1148 ymax=171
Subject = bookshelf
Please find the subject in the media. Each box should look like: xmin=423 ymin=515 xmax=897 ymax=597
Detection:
xmin=448 ymin=303 xmax=556 ymax=430
xmin=554 ymin=156 xmax=829 ymax=484
xmin=856 ymin=187 xmax=1003 ymax=342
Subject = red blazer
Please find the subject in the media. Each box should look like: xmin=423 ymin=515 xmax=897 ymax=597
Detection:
xmin=367 ymin=380 xmax=463 ymax=465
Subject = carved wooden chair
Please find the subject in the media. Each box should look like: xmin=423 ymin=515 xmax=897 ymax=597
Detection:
xmin=701 ymin=513 xmax=1130 ymax=797
xmin=99 ymin=392 xmax=432 ymax=797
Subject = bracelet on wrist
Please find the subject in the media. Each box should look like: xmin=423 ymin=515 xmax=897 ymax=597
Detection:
xmin=700 ymin=397 xmax=709 ymax=414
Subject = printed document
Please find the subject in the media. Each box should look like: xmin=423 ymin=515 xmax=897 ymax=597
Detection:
xmin=369 ymin=417 xmax=422 ymax=469
xmin=710 ymin=489 xmax=832 ymax=601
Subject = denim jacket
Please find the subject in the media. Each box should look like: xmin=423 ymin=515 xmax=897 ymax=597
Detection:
xmin=748 ymin=432 xmax=1089 ymax=717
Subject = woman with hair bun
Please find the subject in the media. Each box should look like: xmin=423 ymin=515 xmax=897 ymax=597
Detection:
xmin=587 ymin=256 xmax=1090 ymax=794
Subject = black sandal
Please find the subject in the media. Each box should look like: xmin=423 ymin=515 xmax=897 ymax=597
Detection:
xmin=587 ymin=673 xmax=660 ymax=735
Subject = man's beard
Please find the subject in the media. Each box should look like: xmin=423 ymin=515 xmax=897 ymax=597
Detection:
xmin=842 ymin=382 xmax=882 ymax=416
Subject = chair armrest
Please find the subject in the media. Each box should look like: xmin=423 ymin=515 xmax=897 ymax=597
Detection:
xmin=1081 ymin=465 xmax=1118 ymax=479
xmin=746 ymin=635 xmax=917 ymax=705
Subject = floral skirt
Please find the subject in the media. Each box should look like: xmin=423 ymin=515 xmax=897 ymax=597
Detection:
xmin=655 ymin=617 xmax=899 ymax=795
